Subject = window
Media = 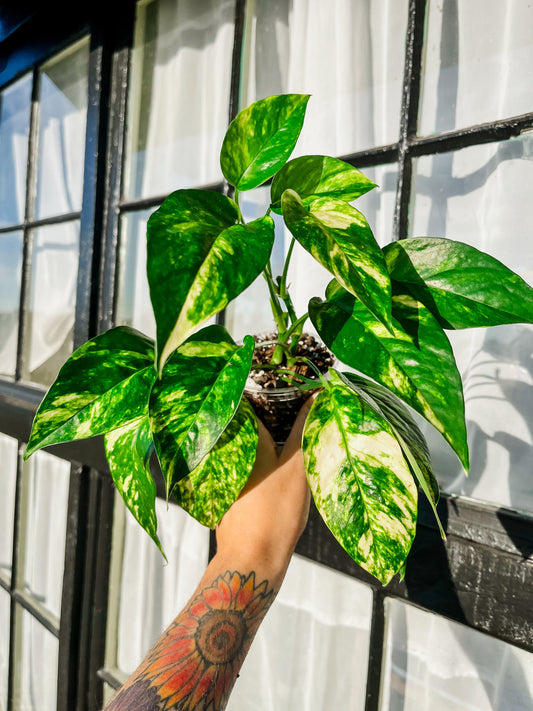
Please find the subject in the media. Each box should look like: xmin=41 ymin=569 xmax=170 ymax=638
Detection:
xmin=0 ymin=2 xmax=532 ymax=709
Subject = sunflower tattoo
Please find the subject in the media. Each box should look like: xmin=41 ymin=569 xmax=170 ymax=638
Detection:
xmin=109 ymin=571 xmax=275 ymax=711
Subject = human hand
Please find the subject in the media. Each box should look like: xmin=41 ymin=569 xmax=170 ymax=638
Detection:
xmin=215 ymin=394 xmax=317 ymax=586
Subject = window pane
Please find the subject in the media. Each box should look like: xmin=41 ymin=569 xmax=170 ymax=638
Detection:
xmin=241 ymin=0 xmax=408 ymax=155
xmin=0 ymin=74 xmax=32 ymax=227
xmin=0 ymin=433 xmax=18 ymax=582
xmin=21 ymin=451 xmax=70 ymax=620
xmin=109 ymin=498 xmax=208 ymax=675
xmin=410 ymin=138 xmax=533 ymax=512
xmin=35 ymin=37 xmax=89 ymax=219
xmin=229 ymin=555 xmax=372 ymax=710
xmin=380 ymin=599 xmax=533 ymax=710
xmin=116 ymin=209 xmax=155 ymax=338
xmin=419 ymin=0 xmax=533 ymax=135
xmin=0 ymin=589 xmax=9 ymax=711
xmin=25 ymin=221 xmax=80 ymax=387
xmin=16 ymin=608 xmax=59 ymax=711
xmin=124 ymin=0 xmax=236 ymax=199
xmin=0 ymin=230 xmax=23 ymax=378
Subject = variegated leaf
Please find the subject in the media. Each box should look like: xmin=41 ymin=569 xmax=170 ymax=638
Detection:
xmin=104 ymin=416 xmax=164 ymax=557
xmin=270 ymin=155 xmax=376 ymax=214
xmin=147 ymin=189 xmax=274 ymax=370
xmin=338 ymin=371 xmax=445 ymax=538
xmin=303 ymin=370 xmax=418 ymax=585
xmin=281 ymin=190 xmax=392 ymax=328
xmin=25 ymin=326 xmax=156 ymax=459
xmin=384 ymin=237 xmax=533 ymax=329
xmin=150 ymin=328 xmax=255 ymax=495
xmin=338 ymin=371 xmax=438 ymax=504
xmin=220 ymin=94 xmax=310 ymax=191
xmin=309 ymin=281 xmax=468 ymax=470
xmin=173 ymin=400 xmax=258 ymax=528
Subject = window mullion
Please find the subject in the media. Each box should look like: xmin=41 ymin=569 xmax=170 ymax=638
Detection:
xmin=393 ymin=0 xmax=427 ymax=241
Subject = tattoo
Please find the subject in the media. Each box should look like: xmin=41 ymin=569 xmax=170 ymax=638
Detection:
xmin=108 ymin=571 xmax=274 ymax=711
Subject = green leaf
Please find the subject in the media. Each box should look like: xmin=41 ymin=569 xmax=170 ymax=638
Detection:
xmin=149 ymin=328 xmax=255 ymax=495
xmin=303 ymin=370 xmax=418 ymax=585
xmin=384 ymin=237 xmax=533 ymax=329
xmin=147 ymin=189 xmax=274 ymax=370
xmin=173 ymin=400 xmax=258 ymax=528
xmin=338 ymin=372 xmax=439 ymax=504
xmin=220 ymin=94 xmax=310 ymax=191
xmin=25 ymin=326 xmax=156 ymax=459
xmin=282 ymin=190 xmax=392 ymax=328
xmin=338 ymin=372 xmax=445 ymax=538
xmin=104 ymin=416 xmax=165 ymax=558
xmin=309 ymin=282 xmax=469 ymax=470
xmin=270 ymin=155 xmax=376 ymax=214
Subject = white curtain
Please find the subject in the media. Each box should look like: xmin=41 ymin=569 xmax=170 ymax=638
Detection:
xmin=228 ymin=555 xmax=373 ymax=711
xmin=116 ymin=498 xmax=209 ymax=674
xmin=124 ymin=0 xmax=236 ymax=199
xmin=381 ymin=599 xmax=533 ymax=710
xmin=419 ymin=0 xmax=533 ymax=135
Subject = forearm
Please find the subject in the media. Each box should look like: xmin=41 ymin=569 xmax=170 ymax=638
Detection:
xmin=107 ymin=404 xmax=312 ymax=711
xmin=106 ymin=555 xmax=278 ymax=711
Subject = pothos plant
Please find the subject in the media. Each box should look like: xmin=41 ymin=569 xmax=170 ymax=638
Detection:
xmin=25 ymin=94 xmax=533 ymax=585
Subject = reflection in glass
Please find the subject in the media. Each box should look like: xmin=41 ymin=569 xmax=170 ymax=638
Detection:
xmin=17 ymin=608 xmax=59 ymax=711
xmin=0 ymin=433 xmax=18 ymax=582
xmin=241 ymin=0 xmax=408 ymax=155
xmin=0 ymin=589 xmax=9 ymax=711
xmin=230 ymin=555 xmax=372 ymax=710
xmin=0 ymin=230 xmax=23 ymax=377
xmin=117 ymin=209 xmax=156 ymax=338
xmin=21 ymin=451 xmax=70 ymax=620
xmin=411 ymin=138 xmax=533 ymax=512
xmin=381 ymin=599 xmax=533 ymax=710
xmin=419 ymin=0 xmax=533 ymax=135
xmin=35 ymin=37 xmax=89 ymax=219
xmin=124 ymin=0 xmax=235 ymax=199
xmin=0 ymin=74 xmax=32 ymax=227
xmin=112 ymin=497 xmax=209 ymax=675
xmin=25 ymin=221 xmax=80 ymax=387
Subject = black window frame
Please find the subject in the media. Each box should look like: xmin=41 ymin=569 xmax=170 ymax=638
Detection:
xmin=0 ymin=1 xmax=532 ymax=709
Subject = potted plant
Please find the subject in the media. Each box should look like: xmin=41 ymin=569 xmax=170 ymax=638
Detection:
xmin=24 ymin=94 xmax=533 ymax=585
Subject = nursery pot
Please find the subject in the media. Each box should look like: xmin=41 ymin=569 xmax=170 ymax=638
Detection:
xmin=243 ymin=332 xmax=334 ymax=446
xmin=243 ymin=379 xmax=316 ymax=446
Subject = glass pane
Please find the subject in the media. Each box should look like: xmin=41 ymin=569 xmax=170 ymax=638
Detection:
xmin=116 ymin=209 xmax=155 ymax=338
xmin=124 ymin=0 xmax=236 ymax=199
xmin=0 ymin=589 xmax=9 ymax=711
xmin=241 ymin=0 xmax=408 ymax=155
xmin=229 ymin=555 xmax=372 ymax=710
xmin=0 ymin=230 xmax=23 ymax=378
xmin=0 ymin=74 xmax=32 ymax=227
xmin=0 ymin=433 xmax=18 ymax=582
xmin=111 ymin=498 xmax=209 ymax=674
xmin=410 ymin=137 xmax=533 ymax=512
xmin=381 ymin=599 xmax=533 ymax=710
xmin=35 ymin=37 xmax=89 ymax=219
xmin=25 ymin=221 xmax=80 ymax=387
xmin=419 ymin=0 xmax=533 ymax=135
xmin=16 ymin=607 xmax=59 ymax=711
xmin=21 ymin=451 xmax=70 ymax=620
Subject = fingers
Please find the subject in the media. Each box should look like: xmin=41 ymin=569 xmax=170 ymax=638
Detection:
xmin=279 ymin=390 xmax=320 ymax=464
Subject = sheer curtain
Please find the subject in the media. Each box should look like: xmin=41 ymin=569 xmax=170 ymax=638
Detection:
xmin=412 ymin=5 xmax=533 ymax=513
xmin=124 ymin=0 xmax=236 ymax=199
